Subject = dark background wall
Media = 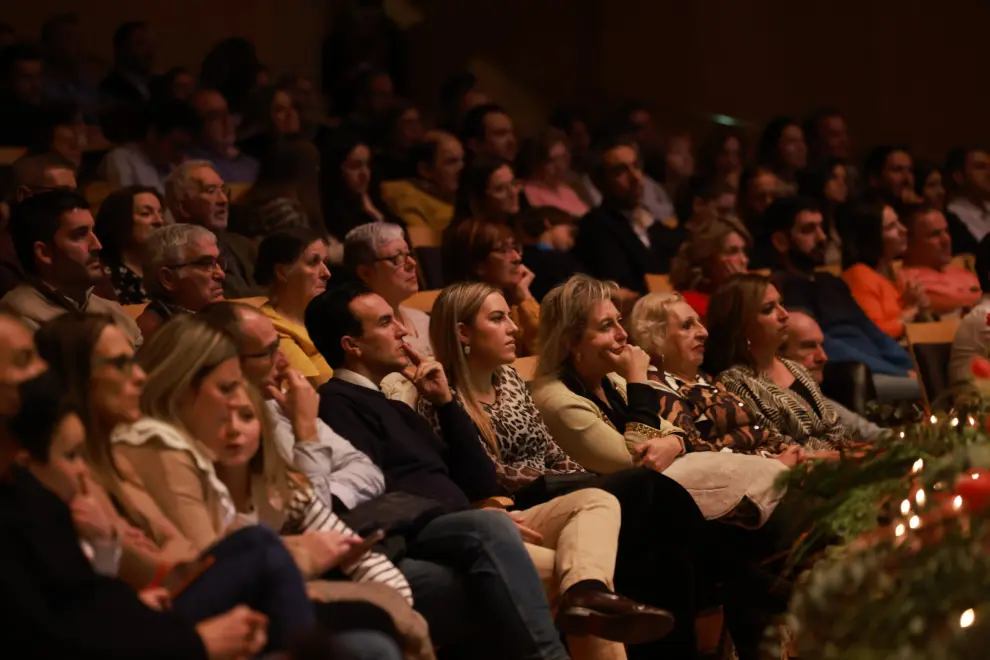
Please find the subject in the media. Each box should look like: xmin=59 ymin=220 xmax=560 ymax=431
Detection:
xmin=9 ymin=0 xmax=987 ymax=159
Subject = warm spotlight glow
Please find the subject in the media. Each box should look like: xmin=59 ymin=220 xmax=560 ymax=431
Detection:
xmin=912 ymin=459 xmax=925 ymax=474
xmin=930 ymin=415 xmax=938 ymax=424
xmin=915 ymin=489 xmax=926 ymax=506
xmin=951 ymin=417 xmax=960 ymax=427
xmin=900 ymin=499 xmax=911 ymax=515
xmin=969 ymin=416 xmax=977 ymax=427
xmin=961 ymin=609 xmax=976 ymax=628
xmin=895 ymin=523 xmax=906 ymax=537
xmin=953 ymin=495 xmax=964 ymax=510
xmin=909 ymin=515 xmax=921 ymax=529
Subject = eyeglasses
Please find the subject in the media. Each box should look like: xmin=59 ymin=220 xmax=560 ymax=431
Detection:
xmin=169 ymin=256 xmax=228 ymax=273
xmin=374 ymin=251 xmax=415 ymax=268
xmin=242 ymin=336 xmax=280 ymax=360
xmin=93 ymin=353 xmax=138 ymax=376
xmin=200 ymin=183 xmax=232 ymax=200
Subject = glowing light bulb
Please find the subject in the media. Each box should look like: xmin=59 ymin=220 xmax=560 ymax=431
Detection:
xmin=899 ymin=431 xmax=906 ymax=439
xmin=969 ymin=416 xmax=977 ymax=427
xmin=953 ymin=495 xmax=964 ymax=511
xmin=930 ymin=415 xmax=938 ymax=424
xmin=909 ymin=515 xmax=921 ymax=529
xmin=973 ymin=473 xmax=981 ymax=481
xmin=895 ymin=523 xmax=906 ymax=537
xmin=915 ymin=489 xmax=926 ymax=506
xmin=951 ymin=417 xmax=960 ymax=427
xmin=912 ymin=459 xmax=925 ymax=474
xmin=961 ymin=609 xmax=976 ymax=628
xmin=900 ymin=499 xmax=911 ymax=515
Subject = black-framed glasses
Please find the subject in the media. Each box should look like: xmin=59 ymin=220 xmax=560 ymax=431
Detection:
xmin=242 ymin=336 xmax=280 ymax=360
xmin=93 ymin=354 xmax=138 ymax=375
xmin=168 ymin=256 xmax=228 ymax=273
xmin=374 ymin=251 xmax=415 ymax=268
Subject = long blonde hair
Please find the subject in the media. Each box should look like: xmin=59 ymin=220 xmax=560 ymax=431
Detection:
xmin=136 ymin=314 xmax=239 ymax=441
xmin=240 ymin=383 xmax=293 ymax=510
xmin=536 ymin=274 xmax=619 ymax=378
xmin=430 ymin=281 xmax=502 ymax=455
xmin=669 ymin=212 xmax=751 ymax=291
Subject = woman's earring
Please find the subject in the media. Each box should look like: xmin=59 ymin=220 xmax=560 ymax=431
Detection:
xmin=745 ymin=338 xmax=752 ymax=353
xmin=463 ymin=345 xmax=471 ymax=356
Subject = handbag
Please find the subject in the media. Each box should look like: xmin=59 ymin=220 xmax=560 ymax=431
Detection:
xmin=340 ymin=492 xmax=451 ymax=539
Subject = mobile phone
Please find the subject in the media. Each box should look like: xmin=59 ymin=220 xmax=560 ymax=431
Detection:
xmin=339 ymin=529 xmax=386 ymax=565
xmin=160 ymin=555 xmax=216 ymax=598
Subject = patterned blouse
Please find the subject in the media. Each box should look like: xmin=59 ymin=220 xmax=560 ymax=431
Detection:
xmin=715 ymin=358 xmax=848 ymax=451
xmin=107 ymin=265 xmax=148 ymax=305
xmin=417 ymin=366 xmax=585 ymax=495
xmin=650 ymin=371 xmax=788 ymax=455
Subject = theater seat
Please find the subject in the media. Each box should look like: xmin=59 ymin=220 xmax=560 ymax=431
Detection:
xmin=821 ymin=361 xmax=876 ymax=416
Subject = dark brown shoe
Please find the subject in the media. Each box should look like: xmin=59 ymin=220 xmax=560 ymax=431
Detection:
xmin=555 ymin=590 xmax=675 ymax=645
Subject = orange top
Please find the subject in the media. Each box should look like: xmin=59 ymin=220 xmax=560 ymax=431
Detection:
xmin=841 ymin=263 xmax=905 ymax=339
xmin=897 ymin=265 xmax=981 ymax=316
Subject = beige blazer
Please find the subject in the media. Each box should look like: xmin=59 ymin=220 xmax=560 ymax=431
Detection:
xmin=530 ymin=373 xmax=683 ymax=475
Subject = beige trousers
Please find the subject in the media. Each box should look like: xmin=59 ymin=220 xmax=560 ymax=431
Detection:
xmin=517 ymin=488 xmax=626 ymax=660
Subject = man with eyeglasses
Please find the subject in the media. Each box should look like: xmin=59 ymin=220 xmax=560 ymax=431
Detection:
xmin=165 ymin=160 xmax=261 ymax=298
xmin=135 ymin=223 xmax=225 ymax=339
xmin=0 ymin=191 xmax=142 ymax=346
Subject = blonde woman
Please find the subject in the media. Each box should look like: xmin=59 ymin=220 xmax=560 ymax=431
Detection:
xmin=424 ymin=281 xmax=731 ymax=660
xmin=668 ymin=213 xmax=751 ymax=320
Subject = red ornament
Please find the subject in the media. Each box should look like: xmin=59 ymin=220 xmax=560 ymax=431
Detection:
xmin=954 ymin=469 xmax=990 ymax=512
xmin=973 ymin=357 xmax=990 ymax=379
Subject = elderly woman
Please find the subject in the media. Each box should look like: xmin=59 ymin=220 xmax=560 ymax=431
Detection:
xmin=94 ymin=185 xmax=165 ymax=304
xmin=668 ymin=213 xmax=751 ymax=319
xmin=704 ymin=273 xmax=849 ymax=451
xmin=628 ymin=292 xmax=799 ymax=463
xmin=135 ymin=224 xmax=226 ymax=339
xmin=344 ymin=222 xmax=432 ymax=357
xmin=255 ymin=228 xmax=333 ymax=384
xmin=441 ymin=217 xmax=540 ymax=356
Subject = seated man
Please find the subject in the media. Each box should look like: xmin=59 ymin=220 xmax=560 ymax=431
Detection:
xmin=380 ymin=131 xmax=463 ymax=233
xmin=199 ymin=300 xmax=591 ymax=657
xmin=305 ymin=282 xmax=672 ymax=655
xmin=766 ymin=196 xmax=921 ymax=402
xmin=0 ymin=191 xmax=141 ymax=346
xmin=780 ymin=310 xmax=886 ymax=442
xmin=898 ymin=204 xmax=980 ymax=316
xmin=164 ymin=161 xmax=260 ymax=298
xmin=948 ymin=236 xmax=990 ymax=386
xmin=187 ymin=89 xmax=260 ymax=184
xmin=136 ymin=224 xmax=225 ymax=338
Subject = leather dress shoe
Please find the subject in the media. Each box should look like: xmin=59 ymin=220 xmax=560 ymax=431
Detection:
xmin=555 ymin=589 xmax=675 ymax=645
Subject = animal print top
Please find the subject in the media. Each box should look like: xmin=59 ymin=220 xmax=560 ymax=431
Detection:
xmin=417 ymin=366 xmax=586 ymax=495
xmin=650 ymin=371 xmax=789 ymax=455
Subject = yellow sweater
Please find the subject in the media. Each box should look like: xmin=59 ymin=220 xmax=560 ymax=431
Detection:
xmin=261 ymin=302 xmax=333 ymax=385
xmin=381 ymin=179 xmax=454 ymax=232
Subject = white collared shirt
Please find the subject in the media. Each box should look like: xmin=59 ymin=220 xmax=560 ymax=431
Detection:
xmin=333 ymin=368 xmax=382 ymax=392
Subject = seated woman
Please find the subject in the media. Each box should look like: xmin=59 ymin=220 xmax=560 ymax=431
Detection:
xmin=255 ymin=229 xmax=333 ymax=385
xmin=441 ymin=217 xmax=540 ymax=356
xmin=518 ymin=131 xmax=589 ymax=218
xmin=423 ymin=280 xmax=741 ymax=660
xmin=518 ymin=206 xmax=582 ymax=302
xmin=668 ymin=212 xmax=751 ymax=319
xmin=704 ymin=273 xmax=849 ymax=451
xmin=94 ymin=185 xmax=165 ymax=305
xmin=345 ymin=222 xmax=432 ymax=357
xmin=2 ymin=372 xmax=271 ymax=659
xmin=796 ymin=158 xmax=848 ymax=266
xmin=451 ymin=154 xmax=520 ymax=225
xmin=628 ymin=292 xmax=798 ymax=462
xmin=840 ymin=199 xmax=930 ymax=340
xmin=380 ymin=131 xmax=464 ymax=232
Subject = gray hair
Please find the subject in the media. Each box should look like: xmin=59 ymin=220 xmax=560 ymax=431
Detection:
xmin=343 ymin=222 xmax=406 ymax=272
xmin=143 ymin=223 xmax=217 ymax=298
xmin=164 ymin=160 xmax=215 ymax=215
xmin=628 ymin=292 xmax=684 ymax=357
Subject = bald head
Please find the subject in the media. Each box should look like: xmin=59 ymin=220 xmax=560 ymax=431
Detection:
xmin=780 ymin=311 xmax=827 ymax=382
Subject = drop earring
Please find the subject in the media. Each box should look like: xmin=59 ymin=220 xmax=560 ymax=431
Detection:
xmin=463 ymin=345 xmax=471 ymax=356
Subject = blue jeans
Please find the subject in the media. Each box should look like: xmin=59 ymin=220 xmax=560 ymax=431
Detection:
xmin=173 ymin=525 xmax=315 ymax=652
xmin=403 ymin=509 xmax=569 ymax=660
xmin=332 ymin=630 xmax=404 ymax=660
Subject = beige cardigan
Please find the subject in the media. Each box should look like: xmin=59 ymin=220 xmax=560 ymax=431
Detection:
xmin=531 ymin=373 xmax=683 ymax=475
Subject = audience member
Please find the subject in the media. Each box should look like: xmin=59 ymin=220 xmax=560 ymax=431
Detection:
xmin=803 ymin=107 xmax=853 ymax=173
xmin=438 ymin=71 xmax=487 ymax=133
xmin=187 ymin=89 xmax=260 ymax=184
xmin=165 ymin=161 xmax=260 ymax=297
xmin=321 ymin=131 xmax=399 ymax=244
xmin=100 ymin=100 xmax=201 ymax=193
xmin=0 ymin=44 xmax=45 ymax=146
xmin=94 ymin=185 xmax=164 ymax=304
xmin=863 ymin=145 xmax=917 ymax=206
xmin=254 ymin=228 xmax=333 ymax=384
xmin=704 ymin=273 xmax=848 ymax=451
xmin=452 ymin=154 xmax=520 ymax=225
xmin=673 ymin=175 xmax=737 ymax=228
xmin=518 ymin=130 xmax=589 ymax=218
xmin=946 ymin=146 xmax=990 ymax=245
xmin=948 ymin=235 xmax=990 ymax=386
xmin=199 ymin=37 xmax=264 ymax=118
xmin=459 ymin=103 xmax=518 ymax=163
xmin=517 ymin=206 xmax=581 ymax=301
xmin=898 ymin=204 xmax=980 ymax=315
xmin=573 ymin=136 xmax=679 ymax=296
xmin=840 ymin=199 xmax=929 ymax=339
xmin=150 ymin=66 xmax=195 ymax=103
xmin=764 ymin=196 xmax=919 ymax=401
xmin=135 ymin=224 xmax=225 ymax=337
xmin=0 ymin=313 xmax=47 ymax=468
xmin=914 ymin=158 xmax=975 ymax=255
xmin=238 ymin=83 xmax=302 ymax=161
xmin=658 ymin=131 xmax=695 ymax=201
xmin=797 ymin=158 xmax=849 ymax=266
xmin=441 ymin=218 xmax=540 ymax=356
xmin=233 ymin=135 xmax=325 ymax=240
xmin=780 ymin=311 xmax=886 ymax=442
xmin=669 ymin=213 xmax=750 ymax=319
xmin=303 ymin=281 xmax=582 ymax=660
xmin=40 ymin=13 xmax=100 ymax=118
xmin=1 ymin=191 xmax=140 ymax=343
xmin=548 ymin=107 xmax=593 ymax=179
xmin=756 ymin=116 xmax=807 ymax=192
xmin=375 ymin=99 xmax=425 ymax=180
xmin=340 ymin=66 xmax=396 ymax=146
xmin=381 ymin=130 xmax=464 ymax=232
xmin=345 ymin=222 xmax=431 ymax=357
xmin=697 ymin=125 xmax=744 ymax=191
xmin=100 ymin=21 xmax=155 ymax=104
xmin=25 ymin=102 xmax=87 ymax=169
xmin=278 ymin=73 xmax=322 ymax=140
